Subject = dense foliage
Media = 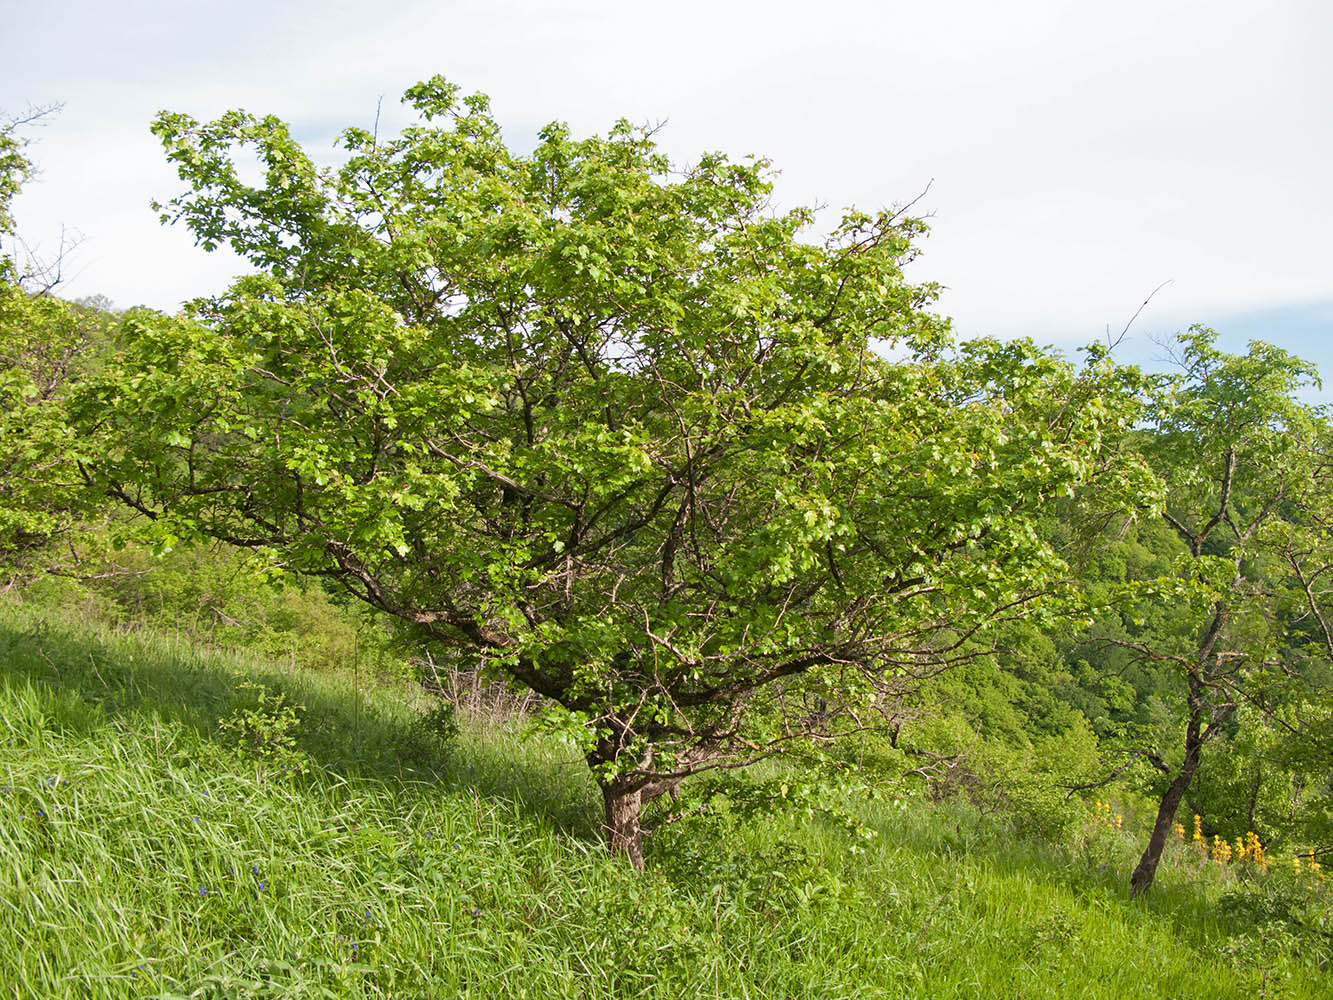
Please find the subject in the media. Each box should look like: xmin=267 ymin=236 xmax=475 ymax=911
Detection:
xmin=73 ymin=79 xmax=1149 ymax=865
xmin=1 ymin=81 xmax=1329 ymax=907
xmin=0 ymin=116 xmax=115 ymax=577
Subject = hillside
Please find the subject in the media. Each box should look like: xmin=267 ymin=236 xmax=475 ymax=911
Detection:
xmin=2 ymin=598 xmax=1326 ymax=999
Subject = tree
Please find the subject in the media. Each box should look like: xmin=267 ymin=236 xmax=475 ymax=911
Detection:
xmin=1110 ymin=328 xmax=1323 ymax=896
xmin=82 ymin=78 xmax=1143 ymax=865
xmin=0 ymin=110 xmax=113 ymax=582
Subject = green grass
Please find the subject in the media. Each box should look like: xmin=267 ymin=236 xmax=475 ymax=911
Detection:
xmin=0 ymin=598 xmax=1327 ymax=999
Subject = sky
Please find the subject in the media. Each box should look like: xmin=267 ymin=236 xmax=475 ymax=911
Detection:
xmin=4 ymin=0 xmax=1330 ymax=391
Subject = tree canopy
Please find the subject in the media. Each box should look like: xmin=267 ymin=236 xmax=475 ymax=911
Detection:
xmin=79 ymin=78 xmax=1149 ymax=863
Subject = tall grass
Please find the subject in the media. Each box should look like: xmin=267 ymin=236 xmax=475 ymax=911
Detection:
xmin=0 ymin=598 xmax=1326 ymax=998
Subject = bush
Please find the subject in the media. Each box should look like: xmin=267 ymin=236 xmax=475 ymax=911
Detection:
xmin=215 ymin=681 xmax=310 ymax=782
xmin=889 ymin=712 xmax=1103 ymax=841
xmin=16 ymin=535 xmax=412 ymax=681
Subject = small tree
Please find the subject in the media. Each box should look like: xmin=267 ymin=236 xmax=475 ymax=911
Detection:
xmin=83 ymin=79 xmax=1141 ymax=864
xmin=1113 ymin=328 xmax=1323 ymax=896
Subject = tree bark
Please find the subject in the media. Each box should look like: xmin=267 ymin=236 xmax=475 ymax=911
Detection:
xmin=1129 ymin=712 xmax=1202 ymax=898
xmin=601 ymin=779 xmax=645 ymax=870
xmin=1246 ymin=765 xmax=1262 ymax=833
xmin=1129 ymin=599 xmax=1233 ymax=898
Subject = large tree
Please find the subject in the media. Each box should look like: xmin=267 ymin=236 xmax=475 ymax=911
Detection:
xmin=82 ymin=79 xmax=1141 ymax=864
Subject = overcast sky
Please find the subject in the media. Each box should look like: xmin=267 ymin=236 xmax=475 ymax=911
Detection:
xmin=4 ymin=0 xmax=1330 ymax=387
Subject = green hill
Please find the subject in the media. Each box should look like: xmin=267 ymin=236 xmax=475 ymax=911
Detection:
xmin=1 ymin=599 xmax=1326 ymax=999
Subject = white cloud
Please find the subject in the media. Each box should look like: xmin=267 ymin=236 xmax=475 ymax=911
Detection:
xmin=5 ymin=0 xmax=1329 ymax=345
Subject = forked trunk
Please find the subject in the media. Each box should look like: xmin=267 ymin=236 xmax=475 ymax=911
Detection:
xmin=601 ymin=780 xmax=645 ymax=870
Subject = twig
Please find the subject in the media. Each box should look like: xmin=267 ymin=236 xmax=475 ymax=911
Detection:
xmin=1107 ymin=279 xmax=1173 ymax=351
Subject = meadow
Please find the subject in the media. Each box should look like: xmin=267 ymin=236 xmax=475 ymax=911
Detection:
xmin=2 ymin=595 xmax=1327 ymax=1000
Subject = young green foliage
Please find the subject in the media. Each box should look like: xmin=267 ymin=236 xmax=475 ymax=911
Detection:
xmin=0 ymin=115 xmax=114 ymax=581
xmin=84 ymin=78 xmax=1144 ymax=863
xmin=1106 ymin=328 xmax=1327 ymax=896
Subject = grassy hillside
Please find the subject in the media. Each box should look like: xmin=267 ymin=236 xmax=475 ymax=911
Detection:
xmin=1 ymin=598 xmax=1327 ymax=999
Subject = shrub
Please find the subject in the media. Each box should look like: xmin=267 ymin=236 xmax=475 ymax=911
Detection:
xmin=215 ymin=681 xmax=310 ymax=782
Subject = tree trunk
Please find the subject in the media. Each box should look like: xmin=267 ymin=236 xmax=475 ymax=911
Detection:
xmin=601 ymin=780 xmax=645 ymax=870
xmin=1129 ymin=751 xmax=1199 ymax=898
xmin=1129 ymin=597 xmax=1235 ymax=898
xmin=1246 ymin=765 xmax=1262 ymax=833
xmin=1129 ymin=677 xmax=1207 ymax=898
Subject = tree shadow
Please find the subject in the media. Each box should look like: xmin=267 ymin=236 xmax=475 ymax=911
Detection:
xmin=0 ymin=607 xmax=601 ymax=841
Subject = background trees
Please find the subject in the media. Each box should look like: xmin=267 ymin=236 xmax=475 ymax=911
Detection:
xmin=0 ymin=112 xmax=114 ymax=583
xmin=79 ymin=78 xmax=1145 ymax=863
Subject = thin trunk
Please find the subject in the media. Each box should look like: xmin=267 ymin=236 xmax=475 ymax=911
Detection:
xmin=601 ymin=780 xmax=645 ymax=870
xmin=1246 ymin=765 xmax=1262 ymax=833
xmin=1130 ymin=711 xmax=1203 ymax=898
xmin=1131 ymin=599 xmax=1232 ymax=898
